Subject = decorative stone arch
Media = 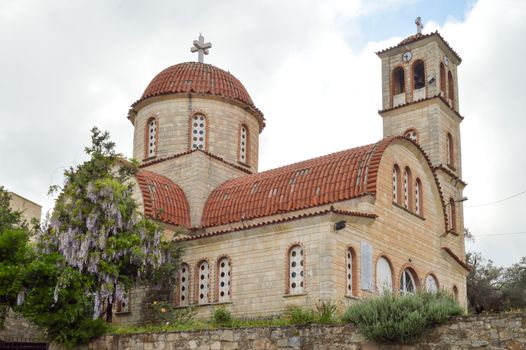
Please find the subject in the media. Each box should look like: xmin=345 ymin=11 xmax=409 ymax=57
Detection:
xmin=238 ymin=123 xmax=250 ymax=165
xmin=175 ymin=262 xmax=191 ymax=307
xmin=285 ymin=242 xmax=306 ymax=295
xmin=345 ymin=246 xmax=358 ymax=297
xmin=403 ymin=128 xmax=419 ymax=143
xmin=144 ymin=115 xmax=159 ymax=159
xmin=391 ymin=65 xmax=406 ymax=96
xmin=195 ymin=258 xmax=211 ymax=305
xmin=188 ymin=110 xmax=210 ymax=151
xmin=424 ymin=272 xmax=440 ymax=292
xmin=215 ymin=254 xmax=232 ymax=302
xmin=375 ymin=254 xmax=394 ymax=294
xmin=398 ymin=263 xmax=420 ymax=294
xmin=412 ymin=59 xmax=426 ymax=90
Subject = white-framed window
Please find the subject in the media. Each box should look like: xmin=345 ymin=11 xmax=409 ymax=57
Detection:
xmin=415 ymin=178 xmax=422 ymax=215
xmin=400 ymin=268 xmax=417 ymax=294
xmin=217 ymin=257 xmax=231 ymax=302
xmin=376 ymin=257 xmax=393 ymax=294
xmin=392 ymin=165 xmax=400 ymax=203
xmin=191 ymin=114 xmax=206 ymax=150
xmin=197 ymin=260 xmax=210 ymax=304
xmin=425 ymin=274 xmax=438 ymax=293
xmin=288 ymin=245 xmax=304 ymax=294
xmin=147 ymin=118 xmax=157 ymax=158
xmin=178 ymin=263 xmax=190 ymax=306
xmin=346 ymin=248 xmax=355 ymax=296
xmin=239 ymin=125 xmax=248 ymax=163
xmin=403 ymin=167 xmax=412 ymax=209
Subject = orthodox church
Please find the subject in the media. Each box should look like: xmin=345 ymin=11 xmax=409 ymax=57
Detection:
xmin=117 ymin=25 xmax=468 ymax=323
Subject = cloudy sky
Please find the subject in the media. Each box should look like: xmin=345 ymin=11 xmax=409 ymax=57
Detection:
xmin=1 ymin=0 xmax=525 ymax=266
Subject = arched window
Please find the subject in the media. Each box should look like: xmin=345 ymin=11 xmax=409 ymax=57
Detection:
xmin=217 ymin=257 xmax=231 ymax=302
xmin=239 ymin=125 xmax=248 ymax=163
xmin=392 ymin=164 xmax=401 ymax=204
xmin=413 ymin=60 xmax=425 ymax=90
xmin=116 ymin=289 xmax=130 ymax=313
xmin=376 ymin=256 xmax=393 ymax=294
xmin=439 ymin=63 xmax=446 ymax=96
xmin=146 ymin=118 xmax=157 ymax=158
xmin=448 ymin=70 xmax=455 ymax=108
xmin=404 ymin=129 xmax=418 ymax=142
xmin=425 ymin=274 xmax=439 ymax=293
xmin=415 ymin=178 xmax=423 ymax=215
xmin=197 ymin=260 xmax=210 ymax=304
xmin=392 ymin=67 xmax=405 ymax=95
xmin=288 ymin=245 xmax=304 ymax=294
xmin=400 ymin=268 xmax=418 ymax=294
xmin=191 ymin=114 xmax=207 ymax=150
xmin=177 ymin=263 xmax=190 ymax=306
xmin=346 ymin=248 xmax=356 ymax=297
xmin=447 ymin=133 xmax=455 ymax=167
xmin=448 ymin=197 xmax=456 ymax=232
xmin=403 ymin=167 xmax=412 ymax=210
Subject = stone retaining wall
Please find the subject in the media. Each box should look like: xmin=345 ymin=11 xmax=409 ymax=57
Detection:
xmin=87 ymin=313 xmax=525 ymax=350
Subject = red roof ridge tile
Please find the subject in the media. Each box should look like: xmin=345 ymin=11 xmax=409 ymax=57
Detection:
xmin=376 ymin=31 xmax=462 ymax=63
xmin=135 ymin=169 xmax=191 ymax=227
xmin=139 ymin=149 xmax=253 ymax=174
xmin=378 ymin=94 xmax=464 ymax=121
xmin=182 ymin=206 xmax=377 ymax=241
xmin=442 ymin=247 xmax=470 ymax=271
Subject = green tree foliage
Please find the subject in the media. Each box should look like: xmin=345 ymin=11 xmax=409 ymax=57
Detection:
xmin=467 ymin=252 xmax=526 ymax=313
xmin=45 ymin=127 xmax=183 ymax=322
xmin=343 ymin=291 xmax=462 ymax=344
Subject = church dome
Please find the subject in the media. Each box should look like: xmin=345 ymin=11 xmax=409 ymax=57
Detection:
xmin=132 ymin=62 xmax=263 ymax=118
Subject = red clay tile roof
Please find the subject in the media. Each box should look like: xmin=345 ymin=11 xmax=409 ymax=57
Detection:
xmin=376 ymin=31 xmax=462 ymax=63
xmin=379 ymin=94 xmax=464 ymax=121
xmin=183 ymin=206 xmax=377 ymax=241
xmin=442 ymin=247 xmax=470 ymax=271
xmin=201 ymin=138 xmax=398 ymax=227
xmin=131 ymin=62 xmax=264 ymax=124
xmin=136 ymin=170 xmax=190 ymax=227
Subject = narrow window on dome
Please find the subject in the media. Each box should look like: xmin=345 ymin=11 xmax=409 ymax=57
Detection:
xmin=146 ymin=118 xmax=157 ymax=158
xmin=239 ymin=125 xmax=248 ymax=163
xmin=392 ymin=164 xmax=401 ymax=204
xmin=403 ymin=167 xmax=412 ymax=210
xmin=439 ymin=63 xmax=446 ymax=96
xmin=448 ymin=70 xmax=455 ymax=108
xmin=288 ymin=245 xmax=304 ymax=295
xmin=217 ymin=257 xmax=231 ymax=302
xmin=346 ymin=248 xmax=355 ymax=297
xmin=178 ymin=263 xmax=190 ymax=307
xmin=400 ymin=268 xmax=418 ymax=294
xmin=197 ymin=260 xmax=210 ymax=304
xmin=447 ymin=133 xmax=455 ymax=167
xmin=191 ymin=114 xmax=207 ymax=151
xmin=415 ymin=178 xmax=423 ymax=215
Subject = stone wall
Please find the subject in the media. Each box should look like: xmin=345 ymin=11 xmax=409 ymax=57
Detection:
xmin=88 ymin=312 xmax=526 ymax=350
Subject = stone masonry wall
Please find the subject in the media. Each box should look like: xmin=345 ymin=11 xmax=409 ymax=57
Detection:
xmin=86 ymin=313 xmax=526 ymax=350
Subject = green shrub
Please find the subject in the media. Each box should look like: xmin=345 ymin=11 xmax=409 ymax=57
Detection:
xmin=342 ymin=290 xmax=463 ymax=344
xmin=149 ymin=300 xmax=196 ymax=326
xmin=287 ymin=306 xmax=316 ymax=325
xmin=316 ymin=300 xmax=337 ymax=324
xmin=212 ymin=307 xmax=233 ymax=327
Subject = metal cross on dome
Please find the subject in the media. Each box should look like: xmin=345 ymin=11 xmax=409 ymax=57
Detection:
xmin=191 ymin=33 xmax=212 ymax=63
xmin=415 ymin=17 xmax=423 ymax=34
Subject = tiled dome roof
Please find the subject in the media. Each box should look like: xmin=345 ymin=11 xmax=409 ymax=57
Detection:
xmin=132 ymin=62 xmax=263 ymax=118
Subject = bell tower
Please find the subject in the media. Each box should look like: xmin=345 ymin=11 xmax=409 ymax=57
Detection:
xmin=377 ymin=21 xmax=466 ymax=252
